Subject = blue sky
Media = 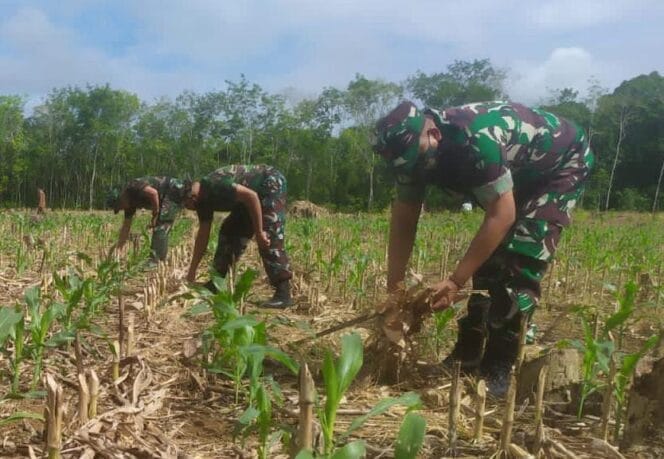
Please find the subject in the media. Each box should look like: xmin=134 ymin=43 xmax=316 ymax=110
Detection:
xmin=1 ymin=0 xmax=663 ymax=109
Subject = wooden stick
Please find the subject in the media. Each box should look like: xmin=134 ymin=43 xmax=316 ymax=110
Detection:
xmin=474 ymin=379 xmax=487 ymax=443
xmin=118 ymin=292 xmax=125 ymax=359
xmin=600 ymin=356 xmax=616 ymax=441
xmin=498 ymin=316 xmax=529 ymax=454
xmin=448 ymin=361 xmax=462 ymax=454
xmin=74 ymin=332 xmax=84 ymax=376
xmin=127 ymin=312 xmax=135 ymax=357
xmin=297 ymin=362 xmax=315 ymax=453
xmin=45 ymin=374 xmax=64 ymax=459
xmin=87 ymin=370 xmax=99 ymax=418
xmin=534 ymin=365 xmax=549 ymax=455
xmin=111 ymin=340 xmax=120 ymax=381
xmin=77 ymin=373 xmax=89 ymax=424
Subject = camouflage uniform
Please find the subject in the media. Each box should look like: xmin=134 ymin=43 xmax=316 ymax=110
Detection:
xmin=388 ymin=101 xmax=594 ymax=340
xmin=122 ymin=176 xmax=186 ymax=262
xmin=195 ymin=165 xmax=292 ymax=286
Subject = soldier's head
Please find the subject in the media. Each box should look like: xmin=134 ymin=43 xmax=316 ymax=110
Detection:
xmin=105 ymin=188 xmax=126 ymax=214
xmin=183 ymin=181 xmax=201 ymax=210
xmin=373 ymin=100 xmax=441 ymax=174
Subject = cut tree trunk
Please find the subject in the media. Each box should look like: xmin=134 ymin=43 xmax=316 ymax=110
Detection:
xmin=621 ymin=356 xmax=664 ymax=449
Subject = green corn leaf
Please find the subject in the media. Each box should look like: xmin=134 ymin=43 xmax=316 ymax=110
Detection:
xmin=618 ymin=333 xmax=661 ymax=383
xmin=183 ymin=302 xmax=211 ymax=317
xmin=294 ymin=450 xmax=315 ymax=459
xmin=394 ymin=412 xmax=427 ymax=459
xmin=45 ymin=330 xmax=76 ymax=347
xmin=330 ymin=440 xmax=366 ymax=459
xmin=0 ymin=307 xmax=23 ymax=346
xmin=342 ymin=392 xmax=421 ymax=439
xmin=241 ymin=344 xmax=299 ymax=375
xmin=336 ymin=333 xmax=363 ymax=396
xmin=233 ymin=269 xmax=258 ymax=302
xmin=0 ymin=411 xmax=44 ymax=426
xmin=322 ymin=349 xmax=339 ymax=414
xmin=24 ymin=286 xmax=40 ymax=320
xmin=604 ymin=281 xmax=637 ymax=332
xmin=222 ymin=316 xmax=260 ymax=331
xmin=237 ymin=406 xmax=259 ymax=426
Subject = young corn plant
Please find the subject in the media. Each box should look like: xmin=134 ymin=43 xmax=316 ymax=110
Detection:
xmin=394 ymin=412 xmax=427 ymax=459
xmin=314 ymin=333 xmax=422 ymax=457
xmin=236 ymin=377 xmax=289 ymax=459
xmin=562 ymin=281 xmax=641 ymax=418
xmin=612 ymin=332 xmax=662 ymax=438
xmin=0 ymin=306 xmax=24 ymax=395
xmin=24 ymin=286 xmax=61 ymax=389
xmin=188 ymin=270 xmax=298 ymax=401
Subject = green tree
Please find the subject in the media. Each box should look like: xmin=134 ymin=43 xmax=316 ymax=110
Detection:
xmin=406 ymin=58 xmax=506 ymax=107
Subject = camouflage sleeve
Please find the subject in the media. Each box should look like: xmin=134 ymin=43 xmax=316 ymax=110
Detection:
xmin=471 ymin=169 xmax=513 ymax=208
xmin=466 ymin=113 xmax=513 ymax=207
xmin=395 ymin=173 xmax=425 ymax=203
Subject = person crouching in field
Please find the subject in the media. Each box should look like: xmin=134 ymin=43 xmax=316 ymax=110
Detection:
xmin=106 ymin=176 xmax=189 ymax=264
xmin=184 ymin=165 xmax=293 ymax=309
xmin=374 ymin=100 xmax=594 ymax=395
xmin=37 ymin=188 xmax=47 ymax=214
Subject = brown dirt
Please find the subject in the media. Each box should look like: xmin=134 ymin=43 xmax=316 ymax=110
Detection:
xmin=1 ymin=217 xmax=663 ymax=458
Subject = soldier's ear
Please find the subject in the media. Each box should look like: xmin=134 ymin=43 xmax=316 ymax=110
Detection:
xmin=428 ymin=127 xmax=442 ymax=142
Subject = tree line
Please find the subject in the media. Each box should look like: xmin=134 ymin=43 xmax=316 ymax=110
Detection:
xmin=1 ymin=59 xmax=663 ymax=212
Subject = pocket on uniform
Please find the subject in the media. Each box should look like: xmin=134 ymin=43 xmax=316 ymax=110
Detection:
xmin=505 ymin=217 xmax=561 ymax=262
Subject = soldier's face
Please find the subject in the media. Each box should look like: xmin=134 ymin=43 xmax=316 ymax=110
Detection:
xmin=418 ymin=126 xmax=440 ymax=155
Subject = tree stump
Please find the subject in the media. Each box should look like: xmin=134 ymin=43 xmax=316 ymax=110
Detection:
xmin=621 ymin=356 xmax=664 ymax=448
xmin=516 ymin=346 xmax=581 ymax=402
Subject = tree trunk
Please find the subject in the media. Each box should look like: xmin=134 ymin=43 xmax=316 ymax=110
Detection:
xmin=89 ymin=142 xmax=99 ymax=210
xmin=653 ymin=154 xmax=664 ymax=213
xmin=605 ymin=106 xmax=629 ymax=211
xmin=368 ymin=161 xmax=374 ymax=211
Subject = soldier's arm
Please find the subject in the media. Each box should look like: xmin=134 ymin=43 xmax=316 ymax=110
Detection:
xmin=108 ymin=216 xmax=133 ymax=258
xmin=451 ymin=190 xmax=515 ymax=285
xmin=387 ymin=199 xmax=422 ymax=292
xmin=142 ymin=185 xmax=160 ymax=227
xmin=186 ymin=219 xmax=212 ymax=283
xmin=235 ymin=184 xmax=270 ymax=250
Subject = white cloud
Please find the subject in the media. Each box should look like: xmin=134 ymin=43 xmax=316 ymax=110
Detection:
xmin=529 ymin=0 xmax=662 ymax=29
xmin=506 ymin=47 xmax=599 ymax=104
xmin=0 ymin=0 xmax=663 ymax=109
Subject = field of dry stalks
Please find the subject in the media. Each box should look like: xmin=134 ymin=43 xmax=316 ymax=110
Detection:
xmin=1 ymin=208 xmax=663 ymax=458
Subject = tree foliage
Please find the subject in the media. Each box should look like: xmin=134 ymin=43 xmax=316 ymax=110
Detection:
xmin=1 ymin=63 xmax=663 ymax=212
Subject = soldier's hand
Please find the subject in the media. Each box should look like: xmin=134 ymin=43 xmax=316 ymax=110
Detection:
xmin=430 ymin=278 xmax=460 ymax=310
xmin=256 ymin=231 xmax=271 ymax=250
xmin=149 ymin=212 xmax=158 ymax=229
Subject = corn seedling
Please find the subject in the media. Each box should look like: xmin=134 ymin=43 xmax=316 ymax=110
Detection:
xmin=317 ymin=333 xmax=422 ymax=456
xmin=24 ymin=286 xmax=60 ymax=389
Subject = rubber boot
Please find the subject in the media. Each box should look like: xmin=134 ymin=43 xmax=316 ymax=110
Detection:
xmin=260 ymin=280 xmax=292 ymax=309
xmin=480 ymin=330 xmax=519 ymax=397
xmin=441 ymin=295 xmax=491 ymax=373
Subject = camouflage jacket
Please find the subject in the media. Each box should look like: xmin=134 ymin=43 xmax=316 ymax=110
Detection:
xmin=396 ymin=101 xmax=592 ymax=207
xmin=123 ymin=176 xmax=184 ymax=218
xmin=195 ymin=165 xmax=276 ymax=221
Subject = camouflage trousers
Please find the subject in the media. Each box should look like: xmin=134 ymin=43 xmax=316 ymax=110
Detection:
xmin=212 ymin=171 xmax=293 ymax=286
xmin=149 ymin=197 xmax=182 ymax=262
xmin=466 ymin=143 xmax=594 ymax=337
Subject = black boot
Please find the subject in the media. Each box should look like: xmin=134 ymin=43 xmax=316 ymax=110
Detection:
xmin=480 ymin=330 xmax=519 ymax=397
xmin=442 ymin=321 xmax=487 ymax=372
xmin=441 ymin=295 xmax=490 ymax=372
xmin=260 ymin=280 xmax=292 ymax=309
